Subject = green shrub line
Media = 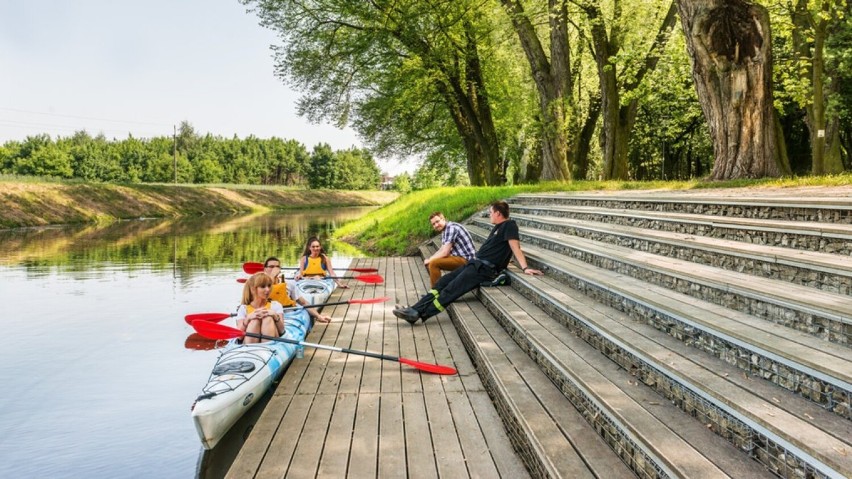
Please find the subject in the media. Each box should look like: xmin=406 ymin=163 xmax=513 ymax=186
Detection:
xmin=335 ymin=174 xmax=852 ymax=256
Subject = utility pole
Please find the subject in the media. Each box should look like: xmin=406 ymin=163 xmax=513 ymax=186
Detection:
xmin=173 ymin=125 xmax=177 ymax=184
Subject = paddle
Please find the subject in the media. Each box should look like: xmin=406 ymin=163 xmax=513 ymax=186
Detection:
xmin=238 ymin=273 xmax=383 ymax=284
xmin=191 ymin=321 xmax=457 ymax=375
xmin=242 ymin=262 xmax=378 ymax=275
xmin=184 ymin=333 xmax=223 ymax=351
xmin=184 ymin=296 xmax=391 ymax=324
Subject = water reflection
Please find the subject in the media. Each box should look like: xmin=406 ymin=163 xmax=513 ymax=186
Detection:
xmin=0 ymin=207 xmax=372 ymax=270
xmin=0 ymin=207 xmax=374 ymax=478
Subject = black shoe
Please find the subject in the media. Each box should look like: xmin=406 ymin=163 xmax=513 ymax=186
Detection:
xmin=481 ymin=271 xmax=511 ymax=287
xmin=393 ymin=307 xmax=420 ymax=324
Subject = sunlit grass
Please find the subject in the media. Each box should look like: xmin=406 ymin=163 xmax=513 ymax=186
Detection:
xmin=336 ymin=174 xmax=852 ymax=256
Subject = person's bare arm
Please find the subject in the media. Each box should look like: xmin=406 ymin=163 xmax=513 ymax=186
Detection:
xmin=508 ymin=239 xmax=542 ymax=275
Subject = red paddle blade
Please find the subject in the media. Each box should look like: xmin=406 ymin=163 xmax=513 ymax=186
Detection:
xmin=349 ymin=296 xmax=391 ymax=304
xmin=184 ymin=333 xmax=220 ymax=350
xmin=398 ymin=358 xmax=458 ymax=375
xmin=243 ymin=262 xmax=264 ymax=274
xmin=355 ymin=274 xmax=384 ymax=284
xmin=192 ymin=320 xmax=246 ymax=340
xmin=184 ymin=312 xmax=234 ymax=325
xmin=350 ymin=267 xmax=379 ymax=273
xmin=237 ymin=278 xmax=247 ymax=283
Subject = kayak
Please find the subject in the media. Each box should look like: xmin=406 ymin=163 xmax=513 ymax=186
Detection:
xmin=296 ymin=277 xmax=336 ymax=305
xmin=191 ymin=308 xmax=311 ymax=450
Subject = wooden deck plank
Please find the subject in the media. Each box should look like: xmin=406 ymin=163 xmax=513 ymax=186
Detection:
xmin=445 ymin=390 xmax=501 ymax=478
xmin=380 ymin=257 xmax=403 ymax=394
xmin=227 ymin=257 xmax=532 ymax=479
xmin=402 ymin=391 xmax=439 ymax=478
xmin=316 ymin=392 xmax=357 ymax=478
xmin=286 ymin=392 xmax=336 ymax=479
xmin=376 ymin=392 xmax=405 ymax=479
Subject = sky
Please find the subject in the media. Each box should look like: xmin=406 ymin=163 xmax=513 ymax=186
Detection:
xmin=0 ymin=0 xmax=410 ymax=174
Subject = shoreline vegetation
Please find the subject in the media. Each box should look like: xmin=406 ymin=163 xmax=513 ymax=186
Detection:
xmin=3 ymin=174 xmax=851 ymax=256
xmin=0 ymin=177 xmax=398 ymax=229
xmin=335 ymin=175 xmax=852 ymax=256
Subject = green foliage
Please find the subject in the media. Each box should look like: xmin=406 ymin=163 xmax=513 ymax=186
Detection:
xmin=0 ymin=124 xmax=375 ymax=189
xmin=392 ymin=172 xmax=412 ymax=193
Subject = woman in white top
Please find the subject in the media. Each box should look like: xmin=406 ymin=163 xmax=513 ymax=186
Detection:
xmin=235 ymin=272 xmax=286 ymax=344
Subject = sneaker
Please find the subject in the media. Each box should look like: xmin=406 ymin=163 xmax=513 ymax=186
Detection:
xmin=393 ymin=307 xmax=420 ymax=325
xmin=480 ymin=271 xmax=511 ymax=287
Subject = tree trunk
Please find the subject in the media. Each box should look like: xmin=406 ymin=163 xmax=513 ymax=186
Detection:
xmin=677 ymin=0 xmax=790 ymax=179
xmin=586 ymin=2 xmax=678 ymax=180
xmin=398 ymin=22 xmax=502 ymax=186
xmin=791 ymin=0 xmax=844 ymax=175
xmin=501 ymin=0 xmax=576 ymax=182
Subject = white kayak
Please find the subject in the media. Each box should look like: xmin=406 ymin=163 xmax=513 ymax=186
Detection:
xmin=191 ymin=308 xmax=311 ymax=450
xmin=295 ymin=277 xmax=336 ymax=305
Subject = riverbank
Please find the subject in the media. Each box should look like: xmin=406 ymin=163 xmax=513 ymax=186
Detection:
xmin=0 ymin=180 xmax=399 ymax=228
xmin=336 ymin=175 xmax=852 ymax=256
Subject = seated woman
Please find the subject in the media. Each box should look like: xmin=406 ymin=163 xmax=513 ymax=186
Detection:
xmin=294 ymin=236 xmax=348 ymax=289
xmin=236 ymin=272 xmax=286 ymax=344
xmin=262 ymin=256 xmax=332 ymax=324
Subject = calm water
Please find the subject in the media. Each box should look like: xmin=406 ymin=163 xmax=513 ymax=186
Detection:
xmin=0 ymin=208 xmax=374 ymax=478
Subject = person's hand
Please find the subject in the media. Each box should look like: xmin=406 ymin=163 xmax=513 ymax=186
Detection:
xmin=423 ymin=258 xmax=431 ymax=266
xmin=523 ymin=267 xmax=543 ymax=276
xmin=337 ymin=283 xmax=349 ymax=289
xmin=314 ymin=314 xmax=331 ymax=323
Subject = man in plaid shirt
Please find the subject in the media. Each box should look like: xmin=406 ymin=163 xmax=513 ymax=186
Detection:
xmin=424 ymin=212 xmax=476 ymax=287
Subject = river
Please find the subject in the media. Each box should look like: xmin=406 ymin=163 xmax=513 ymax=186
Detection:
xmin=0 ymin=207 xmax=374 ymax=478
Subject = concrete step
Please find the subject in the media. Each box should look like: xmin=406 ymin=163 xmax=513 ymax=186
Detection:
xmin=464 ymin=224 xmax=852 ymax=419
xmin=509 ymin=212 xmax=852 ymax=296
xmin=510 ymin=203 xmax=852 ymax=255
xmin=473 ymin=275 xmax=851 ymax=479
xmin=468 ymin=220 xmax=852 ymax=348
xmin=511 ymin=193 xmax=852 ymax=223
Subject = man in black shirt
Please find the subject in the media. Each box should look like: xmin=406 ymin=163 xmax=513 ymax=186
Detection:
xmin=394 ymin=200 xmax=543 ymax=324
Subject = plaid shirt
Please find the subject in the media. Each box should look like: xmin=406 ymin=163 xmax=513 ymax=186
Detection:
xmin=442 ymin=221 xmax=476 ymax=261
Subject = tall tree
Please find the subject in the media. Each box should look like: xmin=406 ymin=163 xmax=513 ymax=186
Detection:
xmin=578 ymin=0 xmax=679 ymax=180
xmin=775 ymin=0 xmax=847 ymax=174
xmin=676 ymin=0 xmax=791 ymax=179
xmin=499 ymin=0 xmax=598 ymax=181
xmin=243 ymin=0 xmax=505 ymax=185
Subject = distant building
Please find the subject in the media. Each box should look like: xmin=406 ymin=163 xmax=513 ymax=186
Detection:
xmin=380 ymin=173 xmax=394 ymax=190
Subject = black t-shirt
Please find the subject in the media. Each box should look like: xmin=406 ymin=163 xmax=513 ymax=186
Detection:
xmin=476 ymin=220 xmax=519 ymax=270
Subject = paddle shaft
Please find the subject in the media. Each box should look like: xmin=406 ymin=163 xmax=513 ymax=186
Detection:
xmin=246 ymin=331 xmax=401 ymax=362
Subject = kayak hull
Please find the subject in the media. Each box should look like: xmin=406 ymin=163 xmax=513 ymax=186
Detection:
xmin=191 ymin=309 xmax=311 ymax=449
xmin=296 ymin=278 xmax=336 ymax=305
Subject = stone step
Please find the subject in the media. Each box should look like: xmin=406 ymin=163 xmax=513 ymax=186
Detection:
xmin=512 ymin=193 xmax=852 ymax=223
xmin=464 ymin=224 xmax=852 ymax=419
xmin=473 ymin=275 xmax=851 ymax=479
xmin=510 ymin=203 xmax=852 ymax=255
xmin=468 ymin=220 xmax=852 ymax=348
xmin=509 ymin=212 xmax=852 ymax=296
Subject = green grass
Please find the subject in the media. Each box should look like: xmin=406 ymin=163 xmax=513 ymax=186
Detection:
xmin=335 ymin=174 xmax=852 ymax=256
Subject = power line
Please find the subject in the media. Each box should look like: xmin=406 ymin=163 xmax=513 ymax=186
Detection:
xmin=0 ymin=106 xmax=171 ymax=128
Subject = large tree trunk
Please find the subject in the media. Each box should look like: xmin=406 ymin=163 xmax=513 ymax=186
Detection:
xmin=791 ymin=0 xmax=844 ymax=175
xmin=586 ymin=2 xmax=678 ymax=180
xmin=677 ymin=0 xmax=790 ymax=179
xmin=399 ymin=22 xmax=502 ymax=186
xmin=501 ymin=0 xmax=578 ymax=182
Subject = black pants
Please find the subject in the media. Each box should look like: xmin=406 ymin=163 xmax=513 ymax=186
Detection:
xmin=412 ymin=260 xmax=497 ymax=320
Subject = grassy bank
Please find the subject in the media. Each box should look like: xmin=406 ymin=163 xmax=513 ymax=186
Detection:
xmin=0 ymin=176 xmax=398 ymax=229
xmin=335 ymin=174 xmax=852 ymax=256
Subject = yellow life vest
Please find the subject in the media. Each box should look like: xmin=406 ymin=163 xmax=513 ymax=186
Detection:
xmin=269 ymin=282 xmax=297 ymax=307
xmin=246 ymin=301 xmax=272 ymax=314
xmin=302 ymin=256 xmax=327 ymax=276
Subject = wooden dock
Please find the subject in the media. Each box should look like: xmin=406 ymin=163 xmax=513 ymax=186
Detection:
xmin=225 ymin=257 xmax=530 ymax=478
